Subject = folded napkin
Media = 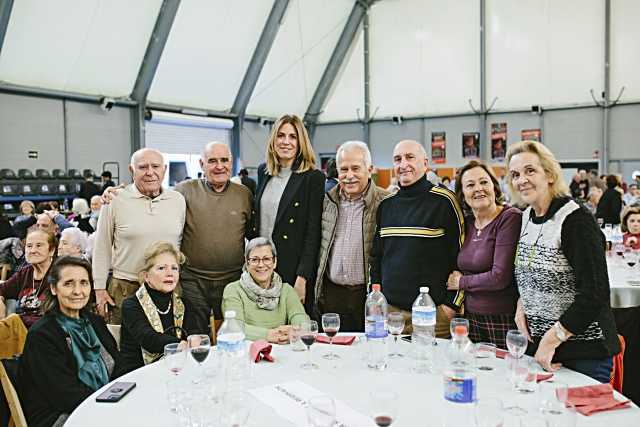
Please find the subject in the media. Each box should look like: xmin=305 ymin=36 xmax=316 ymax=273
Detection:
xmin=496 ymin=348 xmax=509 ymax=359
xmin=565 ymin=383 xmax=630 ymax=416
xmin=316 ymin=335 xmax=356 ymax=345
xmin=250 ymin=340 xmax=274 ymax=363
xmin=525 ymin=372 xmax=554 ymax=383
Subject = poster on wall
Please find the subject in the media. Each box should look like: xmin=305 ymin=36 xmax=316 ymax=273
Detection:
xmin=491 ymin=123 xmax=507 ymax=160
xmin=431 ymin=132 xmax=446 ymax=164
xmin=462 ymin=132 xmax=480 ymax=159
xmin=521 ymin=128 xmax=542 ymax=143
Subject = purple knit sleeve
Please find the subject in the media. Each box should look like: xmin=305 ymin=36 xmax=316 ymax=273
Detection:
xmin=459 ymin=208 xmax=522 ymax=292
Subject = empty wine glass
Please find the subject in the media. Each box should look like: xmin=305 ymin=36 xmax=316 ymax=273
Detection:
xmin=306 ymin=395 xmax=336 ymax=427
xmin=474 ymin=397 xmax=503 ymax=427
xmin=387 ymin=312 xmax=405 ymax=358
xmin=188 ymin=334 xmax=211 ymax=383
xmin=164 ymin=342 xmax=186 ymax=376
xmin=475 ymin=342 xmax=497 ymax=371
xmin=370 ymin=389 xmax=398 ymax=426
xmin=506 ymin=330 xmax=528 ymax=359
xmin=321 ymin=313 xmax=341 ymax=360
xmin=540 ymin=381 xmax=568 ymax=415
xmin=300 ymin=320 xmax=319 ymax=370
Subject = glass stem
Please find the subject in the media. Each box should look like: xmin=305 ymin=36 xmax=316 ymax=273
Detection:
xmin=308 ymin=345 xmax=312 ymax=365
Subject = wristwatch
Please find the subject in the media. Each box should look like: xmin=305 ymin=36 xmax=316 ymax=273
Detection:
xmin=554 ymin=321 xmax=568 ymax=342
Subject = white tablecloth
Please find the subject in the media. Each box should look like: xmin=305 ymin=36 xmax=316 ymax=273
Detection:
xmin=66 ymin=338 xmax=638 ymax=427
xmin=608 ymin=259 xmax=640 ymax=308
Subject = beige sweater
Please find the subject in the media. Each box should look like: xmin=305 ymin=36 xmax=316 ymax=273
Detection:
xmin=92 ymin=184 xmax=186 ymax=290
xmin=175 ymin=179 xmax=252 ymax=281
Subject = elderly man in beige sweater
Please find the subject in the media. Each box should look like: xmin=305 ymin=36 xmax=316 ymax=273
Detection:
xmin=93 ymin=148 xmax=186 ymax=324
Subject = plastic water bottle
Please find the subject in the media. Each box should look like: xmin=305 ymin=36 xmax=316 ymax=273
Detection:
xmin=364 ymin=284 xmax=388 ymax=370
xmin=217 ymin=311 xmax=247 ymax=393
xmin=412 ymin=286 xmax=436 ymax=372
xmin=442 ymin=325 xmax=476 ymax=426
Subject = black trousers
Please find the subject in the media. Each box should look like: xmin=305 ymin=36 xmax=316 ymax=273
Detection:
xmin=317 ymin=275 xmax=366 ymax=332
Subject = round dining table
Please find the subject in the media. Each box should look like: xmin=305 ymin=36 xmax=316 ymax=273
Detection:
xmin=66 ymin=337 xmax=638 ymax=427
xmin=608 ymin=258 xmax=640 ymax=309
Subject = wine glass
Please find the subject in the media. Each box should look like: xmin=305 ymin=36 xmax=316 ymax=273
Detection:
xmin=450 ymin=317 xmax=469 ymax=338
xmin=475 ymin=342 xmax=496 ymax=371
xmin=539 ymin=381 xmax=568 ymax=415
xmin=163 ymin=342 xmax=186 ymax=376
xmin=370 ymin=389 xmax=398 ymax=426
xmin=624 ymin=248 xmax=639 ymax=283
xmin=321 ymin=313 xmax=341 ymax=360
xmin=474 ymin=398 xmax=503 ymax=427
xmin=306 ymin=395 xmax=336 ymax=427
xmin=506 ymin=330 xmax=527 ymax=359
xmin=188 ymin=334 xmax=211 ymax=383
xmin=387 ymin=312 xmax=405 ymax=358
xmin=300 ymin=320 xmax=319 ymax=370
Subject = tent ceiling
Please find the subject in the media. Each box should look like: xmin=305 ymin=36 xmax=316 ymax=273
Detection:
xmin=0 ymin=0 xmax=161 ymax=97
xmin=0 ymin=0 xmax=638 ymax=123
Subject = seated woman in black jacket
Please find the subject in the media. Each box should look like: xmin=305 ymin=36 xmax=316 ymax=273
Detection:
xmin=18 ymin=256 xmax=119 ymax=427
xmin=119 ymin=241 xmax=195 ymax=375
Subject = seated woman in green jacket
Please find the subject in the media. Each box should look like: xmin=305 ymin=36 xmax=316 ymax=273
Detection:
xmin=222 ymin=237 xmax=308 ymax=343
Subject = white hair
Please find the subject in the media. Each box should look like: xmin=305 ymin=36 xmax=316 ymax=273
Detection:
xmin=71 ymin=198 xmax=90 ymax=216
xmin=201 ymin=141 xmax=231 ymax=159
xmin=130 ymin=147 xmax=164 ymax=166
xmin=60 ymin=227 xmax=89 ymax=253
xmin=336 ymin=140 xmax=372 ymax=169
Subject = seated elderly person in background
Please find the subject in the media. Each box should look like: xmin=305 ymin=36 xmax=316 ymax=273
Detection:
xmin=622 ymin=206 xmax=640 ymax=250
xmin=222 ymin=237 xmax=308 ymax=343
xmin=89 ymin=195 xmax=102 ymax=231
xmin=14 ymin=200 xmax=35 ymax=223
xmin=0 ymin=230 xmax=56 ymax=328
xmin=69 ymin=198 xmax=94 ymax=234
xmin=58 ymin=227 xmax=89 ymax=260
xmin=18 ymin=256 xmax=119 ymax=427
xmin=119 ymin=242 xmax=195 ymax=375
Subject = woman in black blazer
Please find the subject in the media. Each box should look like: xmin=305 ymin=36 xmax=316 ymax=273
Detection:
xmin=254 ymin=114 xmax=325 ymax=313
xmin=18 ymin=256 xmax=120 ymax=427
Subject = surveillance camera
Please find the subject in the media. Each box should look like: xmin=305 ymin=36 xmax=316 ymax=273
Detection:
xmin=260 ymin=118 xmax=273 ymax=127
xmin=100 ymin=97 xmax=116 ymax=112
xmin=531 ymin=105 xmax=542 ymax=115
xmin=392 ymin=115 xmax=403 ymax=125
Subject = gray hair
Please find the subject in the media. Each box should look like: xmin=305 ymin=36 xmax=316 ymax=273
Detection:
xmin=71 ymin=198 xmax=90 ymax=216
xmin=60 ymin=227 xmax=89 ymax=252
xmin=244 ymin=237 xmax=277 ymax=260
xmin=130 ymin=147 xmax=164 ymax=166
xmin=336 ymin=140 xmax=372 ymax=169
xmin=201 ymin=141 xmax=231 ymax=159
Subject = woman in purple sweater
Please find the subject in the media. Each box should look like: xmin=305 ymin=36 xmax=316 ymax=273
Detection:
xmin=447 ymin=161 xmax=522 ymax=349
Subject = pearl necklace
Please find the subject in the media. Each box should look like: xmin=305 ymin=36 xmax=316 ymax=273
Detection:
xmin=156 ymin=299 xmax=172 ymax=315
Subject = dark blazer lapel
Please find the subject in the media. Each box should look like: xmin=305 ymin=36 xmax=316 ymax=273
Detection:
xmin=275 ymin=172 xmax=304 ymax=225
xmin=255 ymin=165 xmax=271 ymax=209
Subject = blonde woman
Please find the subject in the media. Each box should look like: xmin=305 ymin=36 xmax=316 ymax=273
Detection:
xmin=118 ymin=242 xmax=195 ymax=374
xmin=507 ymin=141 xmax=619 ymax=383
xmin=253 ymin=114 xmax=325 ymax=310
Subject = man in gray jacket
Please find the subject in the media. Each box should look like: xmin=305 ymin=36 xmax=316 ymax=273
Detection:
xmin=314 ymin=141 xmax=389 ymax=331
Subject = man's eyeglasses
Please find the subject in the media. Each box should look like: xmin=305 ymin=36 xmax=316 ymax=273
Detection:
xmin=247 ymin=256 xmax=274 ymax=266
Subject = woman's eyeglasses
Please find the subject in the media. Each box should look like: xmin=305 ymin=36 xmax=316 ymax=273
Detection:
xmin=247 ymin=256 xmax=274 ymax=266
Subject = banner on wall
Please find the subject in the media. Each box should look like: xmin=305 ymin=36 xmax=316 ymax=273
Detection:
xmin=491 ymin=123 xmax=507 ymax=160
xmin=462 ymin=132 xmax=480 ymax=159
xmin=431 ymin=132 xmax=446 ymax=164
xmin=521 ymin=128 xmax=542 ymax=143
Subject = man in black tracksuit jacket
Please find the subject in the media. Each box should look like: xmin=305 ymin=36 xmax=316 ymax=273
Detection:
xmin=370 ymin=140 xmax=464 ymax=338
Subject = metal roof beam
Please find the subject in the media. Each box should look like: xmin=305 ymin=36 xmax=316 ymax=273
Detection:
xmin=131 ymin=0 xmax=181 ymax=102
xmin=231 ymin=0 xmax=290 ymax=116
xmin=0 ymin=0 xmax=14 ymax=56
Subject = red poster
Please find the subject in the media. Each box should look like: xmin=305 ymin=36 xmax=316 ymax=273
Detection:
xmin=431 ymin=132 xmax=446 ymax=164
xmin=491 ymin=123 xmax=507 ymax=159
xmin=521 ymin=128 xmax=542 ymax=143
xmin=462 ymin=133 xmax=480 ymax=159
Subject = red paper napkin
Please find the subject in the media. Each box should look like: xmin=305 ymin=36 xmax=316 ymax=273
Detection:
xmin=316 ymin=335 xmax=356 ymax=345
xmin=565 ymin=383 xmax=630 ymax=416
xmin=524 ymin=372 xmax=554 ymax=382
xmin=496 ymin=348 xmax=509 ymax=359
xmin=249 ymin=340 xmax=274 ymax=363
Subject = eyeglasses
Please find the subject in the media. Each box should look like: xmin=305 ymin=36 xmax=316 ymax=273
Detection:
xmin=247 ymin=256 xmax=274 ymax=266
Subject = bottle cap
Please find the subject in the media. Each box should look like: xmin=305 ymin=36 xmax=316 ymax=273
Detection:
xmin=454 ymin=325 xmax=467 ymax=336
xmin=420 ymin=286 xmax=429 ymax=293
xmin=372 ymin=284 xmax=381 ymax=292
xmin=224 ymin=310 xmax=236 ymax=319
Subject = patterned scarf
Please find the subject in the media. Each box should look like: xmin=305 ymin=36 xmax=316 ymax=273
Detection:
xmin=239 ymin=268 xmax=283 ymax=311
